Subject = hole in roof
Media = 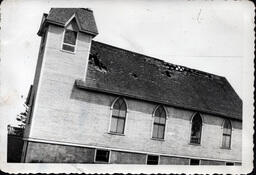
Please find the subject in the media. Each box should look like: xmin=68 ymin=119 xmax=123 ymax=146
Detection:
xmin=130 ymin=72 xmax=138 ymax=79
xmin=89 ymin=53 xmax=108 ymax=73
xmin=162 ymin=70 xmax=172 ymax=78
xmin=165 ymin=71 xmax=172 ymax=77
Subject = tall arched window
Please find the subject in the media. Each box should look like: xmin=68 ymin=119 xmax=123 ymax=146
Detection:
xmin=190 ymin=113 xmax=202 ymax=144
xmin=62 ymin=18 xmax=79 ymax=53
xmin=110 ymin=97 xmax=127 ymax=134
xmin=222 ymin=119 xmax=232 ymax=149
xmin=152 ymin=105 xmax=166 ymax=139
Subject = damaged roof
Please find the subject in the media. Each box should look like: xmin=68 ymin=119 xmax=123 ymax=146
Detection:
xmin=76 ymin=41 xmax=242 ymax=121
xmin=38 ymin=8 xmax=98 ymax=36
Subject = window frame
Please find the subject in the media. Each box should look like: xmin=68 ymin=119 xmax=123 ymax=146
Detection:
xmin=189 ymin=113 xmax=203 ymax=145
xmin=189 ymin=158 xmax=201 ymax=165
xmin=61 ymin=15 xmax=80 ymax=54
xmin=151 ymin=105 xmax=168 ymax=140
xmin=146 ymin=155 xmax=159 ymax=165
xmin=94 ymin=149 xmax=110 ymax=163
xmin=108 ymin=97 xmax=128 ymax=135
xmin=221 ymin=119 xmax=232 ymax=149
xmin=61 ymin=28 xmax=78 ymax=53
xmin=226 ymin=162 xmax=234 ymax=166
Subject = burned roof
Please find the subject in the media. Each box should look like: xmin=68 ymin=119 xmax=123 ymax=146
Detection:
xmin=76 ymin=41 xmax=242 ymax=121
xmin=38 ymin=8 xmax=98 ymax=36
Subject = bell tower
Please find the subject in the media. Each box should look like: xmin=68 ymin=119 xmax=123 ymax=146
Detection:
xmin=21 ymin=8 xmax=98 ymax=162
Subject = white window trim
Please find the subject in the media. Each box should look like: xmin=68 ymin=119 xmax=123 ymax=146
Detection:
xmin=107 ymin=97 xmax=128 ymax=135
xmin=220 ymin=119 xmax=232 ymax=149
xmin=61 ymin=29 xmax=78 ymax=54
xmin=94 ymin=149 xmax=111 ymax=164
xmin=150 ymin=105 xmax=168 ymax=141
xmin=189 ymin=112 xmax=204 ymax=145
xmin=61 ymin=14 xmax=80 ymax=54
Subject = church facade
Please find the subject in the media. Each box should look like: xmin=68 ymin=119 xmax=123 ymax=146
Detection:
xmin=21 ymin=8 xmax=242 ymax=165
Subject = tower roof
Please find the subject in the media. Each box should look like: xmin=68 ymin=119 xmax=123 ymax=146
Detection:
xmin=76 ymin=41 xmax=242 ymax=121
xmin=38 ymin=8 xmax=98 ymax=36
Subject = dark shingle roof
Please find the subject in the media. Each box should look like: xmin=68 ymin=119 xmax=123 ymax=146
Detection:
xmin=38 ymin=8 xmax=98 ymax=36
xmin=76 ymin=41 xmax=242 ymax=121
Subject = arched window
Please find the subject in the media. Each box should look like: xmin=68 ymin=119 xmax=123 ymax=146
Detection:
xmin=110 ymin=97 xmax=127 ymax=134
xmin=222 ymin=119 xmax=232 ymax=149
xmin=62 ymin=18 xmax=79 ymax=53
xmin=190 ymin=113 xmax=202 ymax=144
xmin=152 ymin=106 xmax=166 ymax=139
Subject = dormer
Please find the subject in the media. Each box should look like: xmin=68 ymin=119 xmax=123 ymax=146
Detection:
xmin=61 ymin=16 xmax=79 ymax=53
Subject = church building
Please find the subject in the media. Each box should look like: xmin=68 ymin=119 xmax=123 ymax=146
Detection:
xmin=21 ymin=8 xmax=242 ymax=165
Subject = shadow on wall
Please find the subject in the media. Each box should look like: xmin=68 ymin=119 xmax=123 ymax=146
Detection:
xmin=70 ymin=83 xmax=116 ymax=107
xmin=7 ymin=125 xmax=24 ymax=163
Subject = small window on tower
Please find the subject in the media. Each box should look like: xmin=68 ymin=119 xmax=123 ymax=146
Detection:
xmin=62 ymin=29 xmax=77 ymax=52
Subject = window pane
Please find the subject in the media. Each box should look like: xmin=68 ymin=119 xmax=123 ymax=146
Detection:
xmin=112 ymin=109 xmax=119 ymax=116
xmin=222 ymin=135 xmax=231 ymax=148
xmin=154 ymin=116 xmax=160 ymax=123
xmin=147 ymin=155 xmax=159 ymax=165
xmin=119 ymin=110 xmax=126 ymax=118
xmin=157 ymin=125 xmax=165 ymax=139
xmin=222 ymin=135 xmax=226 ymax=147
xmin=190 ymin=159 xmax=200 ymax=165
xmin=110 ymin=117 xmax=118 ymax=132
xmin=224 ymin=128 xmax=231 ymax=135
xmin=111 ymin=98 xmax=127 ymax=134
xmin=62 ymin=44 xmax=75 ymax=52
xmin=159 ymin=117 xmax=166 ymax=124
xmin=95 ymin=150 xmax=109 ymax=162
xmin=113 ymin=100 xmax=120 ymax=109
xmin=226 ymin=162 xmax=234 ymax=166
xmin=120 ymin=102 xmax=126 ymax=111
xmin=155 ymin=108 xmax=161 ymax=117
xmin=117 ymin=118 xmax=125 ymax=133
xmin=64 ymin=30 xmax=77 ymax=45
xmin=160 ymin=110 xmax=166 ymax=118
xmin=190 ymin=114 xmax=202 ymax=144
xmin=224 ymin=120 xmax=231 ymax=129
xmin=152 ymin=124 xmax=158 ymax=138
xmin=225 ymin=136 xmax=230 ymax=148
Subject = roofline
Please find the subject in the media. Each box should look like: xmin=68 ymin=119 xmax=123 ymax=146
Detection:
xmin=223 ymin=77 xmax=242 ymax=102
xmin=91 ymin=40 xmax=225 ymax=80
xmin=37 ymin=13 xmax=98 ymax=37
xmin=44 ymin=19 xmax=98 ymax=36
xmin=75 ymin=79 xmax=242 ymax=121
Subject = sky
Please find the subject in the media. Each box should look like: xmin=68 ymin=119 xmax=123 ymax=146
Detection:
xmin=0 ymin=0 xmax=255 ymax=173
xmin=0 ymin=0 xmax=253 ymax=127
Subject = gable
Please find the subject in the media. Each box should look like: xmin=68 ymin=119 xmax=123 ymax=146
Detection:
xmin=66 ymin=17 xmax=79 ymax=31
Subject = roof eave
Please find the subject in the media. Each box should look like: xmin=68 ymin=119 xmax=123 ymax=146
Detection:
xmin=38 ymin=19 xmax=98 ymax=37
xmin=75 ymin=79 xmax=242 ymax=121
